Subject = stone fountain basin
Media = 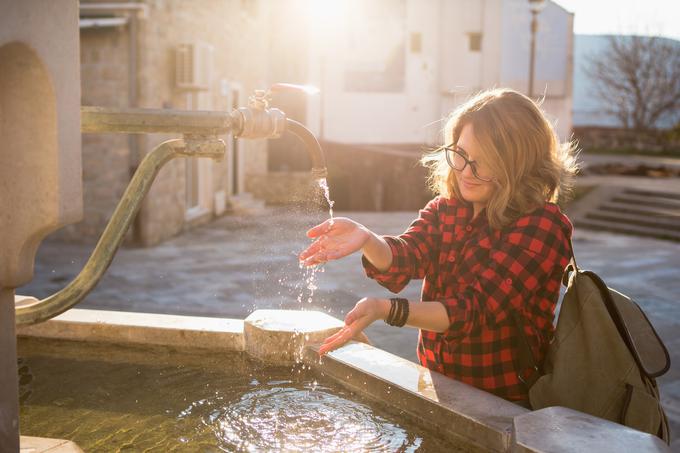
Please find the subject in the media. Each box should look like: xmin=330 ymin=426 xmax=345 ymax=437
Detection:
xmin=17 ymin=308 xmax=669 ymax=452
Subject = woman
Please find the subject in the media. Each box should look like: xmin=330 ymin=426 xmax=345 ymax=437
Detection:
xmin=299 ymin=88 xmax=578 ymax=402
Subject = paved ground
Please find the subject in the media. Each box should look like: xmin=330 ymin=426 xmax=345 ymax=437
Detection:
xmin=19 ymin=196 xmax=680 ymax=448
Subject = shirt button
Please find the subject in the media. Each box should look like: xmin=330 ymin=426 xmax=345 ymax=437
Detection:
xmin=465 ymin=225 xmax=472 ymax=232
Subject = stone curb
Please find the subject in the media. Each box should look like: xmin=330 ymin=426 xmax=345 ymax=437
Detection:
xmin=19 ymin=436 xmax=84 ymax=453
xmin=16 ymin=308 xmax=245 ymax=351
xmin=17 ymin=309 xmax=671 ymax=452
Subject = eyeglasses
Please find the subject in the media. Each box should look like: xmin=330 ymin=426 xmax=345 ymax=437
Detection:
xmin=440 ymin=145 xmax=495 ymax=182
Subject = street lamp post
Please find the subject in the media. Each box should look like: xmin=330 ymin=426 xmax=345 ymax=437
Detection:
xmin=528 ymin=0 xmax=545 ymax=97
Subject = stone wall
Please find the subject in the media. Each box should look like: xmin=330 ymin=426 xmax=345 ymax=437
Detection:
xmin=62 ymin=0 xmax=274 ymax=247
xmin=324 ymin=143 xmax=432 ymax=211
xmin=573 ymin=126 xmax=680 ymax=153
xmin=246 ymin=172 xmax=324 ymax=207
xmin=132 ymin=0 xmax=272 ymax=246
xmin=257 ymin=142 xmax=433 ymax=212
xmin=53 ymin=25 xmax=132 ymax=243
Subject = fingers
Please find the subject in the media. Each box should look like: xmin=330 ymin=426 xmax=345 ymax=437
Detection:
xmin=344 ymin=305 xmax=361 ymax=326
xmin=318 ymin=312 xmax=374 ymax=356
xmin=318 ymin=326 xmax=354 ymax=355
xmin=300 ymin=250 xmax=330 ymax=267
xmin=320 ymin=325 xmax=348 ymax=345
xmin=298 ymin=239 xmax=324 ymax=261
xmin=306 ymin=219 xmax=334 ymax=238
xmin=299 ymin=234 xmax=346 ymax=267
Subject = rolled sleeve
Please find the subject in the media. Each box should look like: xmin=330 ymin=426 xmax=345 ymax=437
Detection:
xmin=362 ymin=237 xmax=413 ymax=293
xmin=362 ymin=197 xmax=441 ymax=293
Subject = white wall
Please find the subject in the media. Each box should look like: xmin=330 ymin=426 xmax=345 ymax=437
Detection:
xmin=305 ymin=0 xmax=573 ymax=144
xmin=499 ymin=0 xmax=573 ymax=139
xmin=308 ymin=0 xmax=441 ymax=144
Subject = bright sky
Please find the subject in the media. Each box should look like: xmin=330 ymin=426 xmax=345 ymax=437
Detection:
xmin=552 ymin=0 xmax=680 ymax=40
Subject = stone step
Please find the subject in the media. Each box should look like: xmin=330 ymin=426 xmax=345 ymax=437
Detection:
xmin=610 ymin=193 xmax=680 ymax=211
xmin=575 ymin=217 xmax=680 ymax=242
xmin=573 ymin=183 xmax=680 ymax=241
xmin=584 ymin=210 xmax=679 ymax=231
xmin=598 ymin=201 xmax=680 ymax=219
xmin=622 ymin=187 xmax=680 ymax=201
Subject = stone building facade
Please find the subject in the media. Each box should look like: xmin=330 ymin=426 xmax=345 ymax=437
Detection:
xmin=63 ymin=0 xmax=577 ymax=247
xmin=60 ymin=0 xmax=272 ymax=246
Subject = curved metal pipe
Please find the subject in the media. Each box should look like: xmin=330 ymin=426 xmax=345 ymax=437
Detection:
xmin=15 ymin=137 xmax=225 ymax=325
xmin=285 ymin=118 xmax=328 ymax=179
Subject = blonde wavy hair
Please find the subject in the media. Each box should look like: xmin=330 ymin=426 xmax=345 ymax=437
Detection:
xmin=422 ymin=88 xmax=579 ymax=229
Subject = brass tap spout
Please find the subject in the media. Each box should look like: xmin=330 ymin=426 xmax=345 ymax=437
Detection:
xmin=286 ymin=119 xmax=327 ymax=179
xmin=15 ymin=137 xmax=225 ymax=325
xmin=16 ymin=89 xmax=328 ymax=324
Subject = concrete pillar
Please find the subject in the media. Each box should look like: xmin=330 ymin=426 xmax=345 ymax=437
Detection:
xmin=0 ymin=289 xmax=19 ymax=451
xmin=0 ymin=1 xmax=82 ymax=450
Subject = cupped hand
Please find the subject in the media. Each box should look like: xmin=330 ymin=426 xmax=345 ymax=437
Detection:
xmin=318 ymin=297 xmax=388 ymax=355
xmin=299 ymin=217 xmax=371 ymax=267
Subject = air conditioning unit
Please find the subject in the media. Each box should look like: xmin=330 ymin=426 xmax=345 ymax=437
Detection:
xmin=175 ymin=42 xmax=213 ymax=91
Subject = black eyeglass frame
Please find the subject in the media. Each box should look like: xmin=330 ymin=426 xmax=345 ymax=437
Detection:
xmin=440 ymin=145 xmax=495 ymax=183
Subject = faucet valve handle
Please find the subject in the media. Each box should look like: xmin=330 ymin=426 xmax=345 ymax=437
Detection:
xmin=248 ymin=89 xmax=271 ymax=110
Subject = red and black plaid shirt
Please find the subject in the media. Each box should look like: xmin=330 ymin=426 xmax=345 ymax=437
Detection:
xmin=363 ymin=196 xmax=572 ymax=401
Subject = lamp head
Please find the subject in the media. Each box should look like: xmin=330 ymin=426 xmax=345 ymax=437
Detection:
xmin=528 ymin=0 xmax=546 ymax=13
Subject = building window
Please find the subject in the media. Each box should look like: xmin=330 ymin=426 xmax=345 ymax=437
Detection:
xmin=468 ymin=32 xmax=482 ymax=52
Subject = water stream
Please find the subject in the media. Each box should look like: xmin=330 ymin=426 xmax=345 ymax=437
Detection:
xmin=317 ymin=177 xmax=335 ymax=222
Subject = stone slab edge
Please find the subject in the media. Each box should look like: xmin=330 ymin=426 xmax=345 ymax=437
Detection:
xmin=304 ymin=342 xmax=528 ymax=452
xmin=242 ymin=309 xmax=371 ymax=365
xmin=16 ymin=308 xmax=245 ymax=351
xmin=20 ymin=435 xmax=84 ymax=453
xmin=511 ymin=406 xmax=671 ymax=453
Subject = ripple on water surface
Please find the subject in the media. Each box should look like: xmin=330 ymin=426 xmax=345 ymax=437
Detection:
xmin=18 ymin=338 xmax=465 ymax=452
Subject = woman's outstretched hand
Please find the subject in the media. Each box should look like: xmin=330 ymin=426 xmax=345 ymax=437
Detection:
xmin=299 ymin=217 xmax=371 ymax=267
xmin=318 ymin=297 xmax=388 ymax=356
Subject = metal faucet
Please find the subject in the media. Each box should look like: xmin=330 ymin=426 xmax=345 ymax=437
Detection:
xmin=15 ymin=85 xmax=327 ymax=325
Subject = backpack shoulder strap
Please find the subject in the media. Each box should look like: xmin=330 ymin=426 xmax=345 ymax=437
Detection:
xmin=515 ymin=234 xmax=577 ymax=388
xmin=562 ymin=236 xmax=578 ymax=287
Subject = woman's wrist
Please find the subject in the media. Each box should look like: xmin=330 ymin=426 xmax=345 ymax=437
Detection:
xmin=375 ymin=298 xmax=391 ymax=321
xmin=361 ymin=233 xmax=393 ymax=272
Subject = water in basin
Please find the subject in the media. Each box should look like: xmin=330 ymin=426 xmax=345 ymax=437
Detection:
xmin=18 ymin=337 xmax=467 ymax=452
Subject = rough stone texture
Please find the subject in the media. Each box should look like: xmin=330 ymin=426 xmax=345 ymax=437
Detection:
xmin=68 ymin=0 xmax=273 ymax=246
xmin=54 ymin=24 xmax=131 ymax=244
xmin=17 ymin=308 xmax=244 ymax=352
xmin=512 ymin=406 xmax=670 ymax=453
xmin=0 ymin=0 xmax=82 ymax=287
xmin=246 ymin=172 xmax=326 ymax=206
xmin=243 ymin=309 xmax=344 ymax=364
xmin=14 ymin=306 xmax=673 ymax=453
xmin=20 ymin=436 xmax=84 ymax=453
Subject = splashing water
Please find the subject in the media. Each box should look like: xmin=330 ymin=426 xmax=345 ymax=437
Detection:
xmin=296 ymin=261 xmax=321 ymax=307
xmin=291 ymin=178 xmax=336 ymax=311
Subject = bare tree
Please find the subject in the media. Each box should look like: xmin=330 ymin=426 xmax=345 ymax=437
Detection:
xmin=585 ymin=35 xmax=680 ymax=131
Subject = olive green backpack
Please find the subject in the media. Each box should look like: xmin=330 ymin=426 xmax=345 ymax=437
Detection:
xmin=515 ymin=243 xmax=671 ymax=444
